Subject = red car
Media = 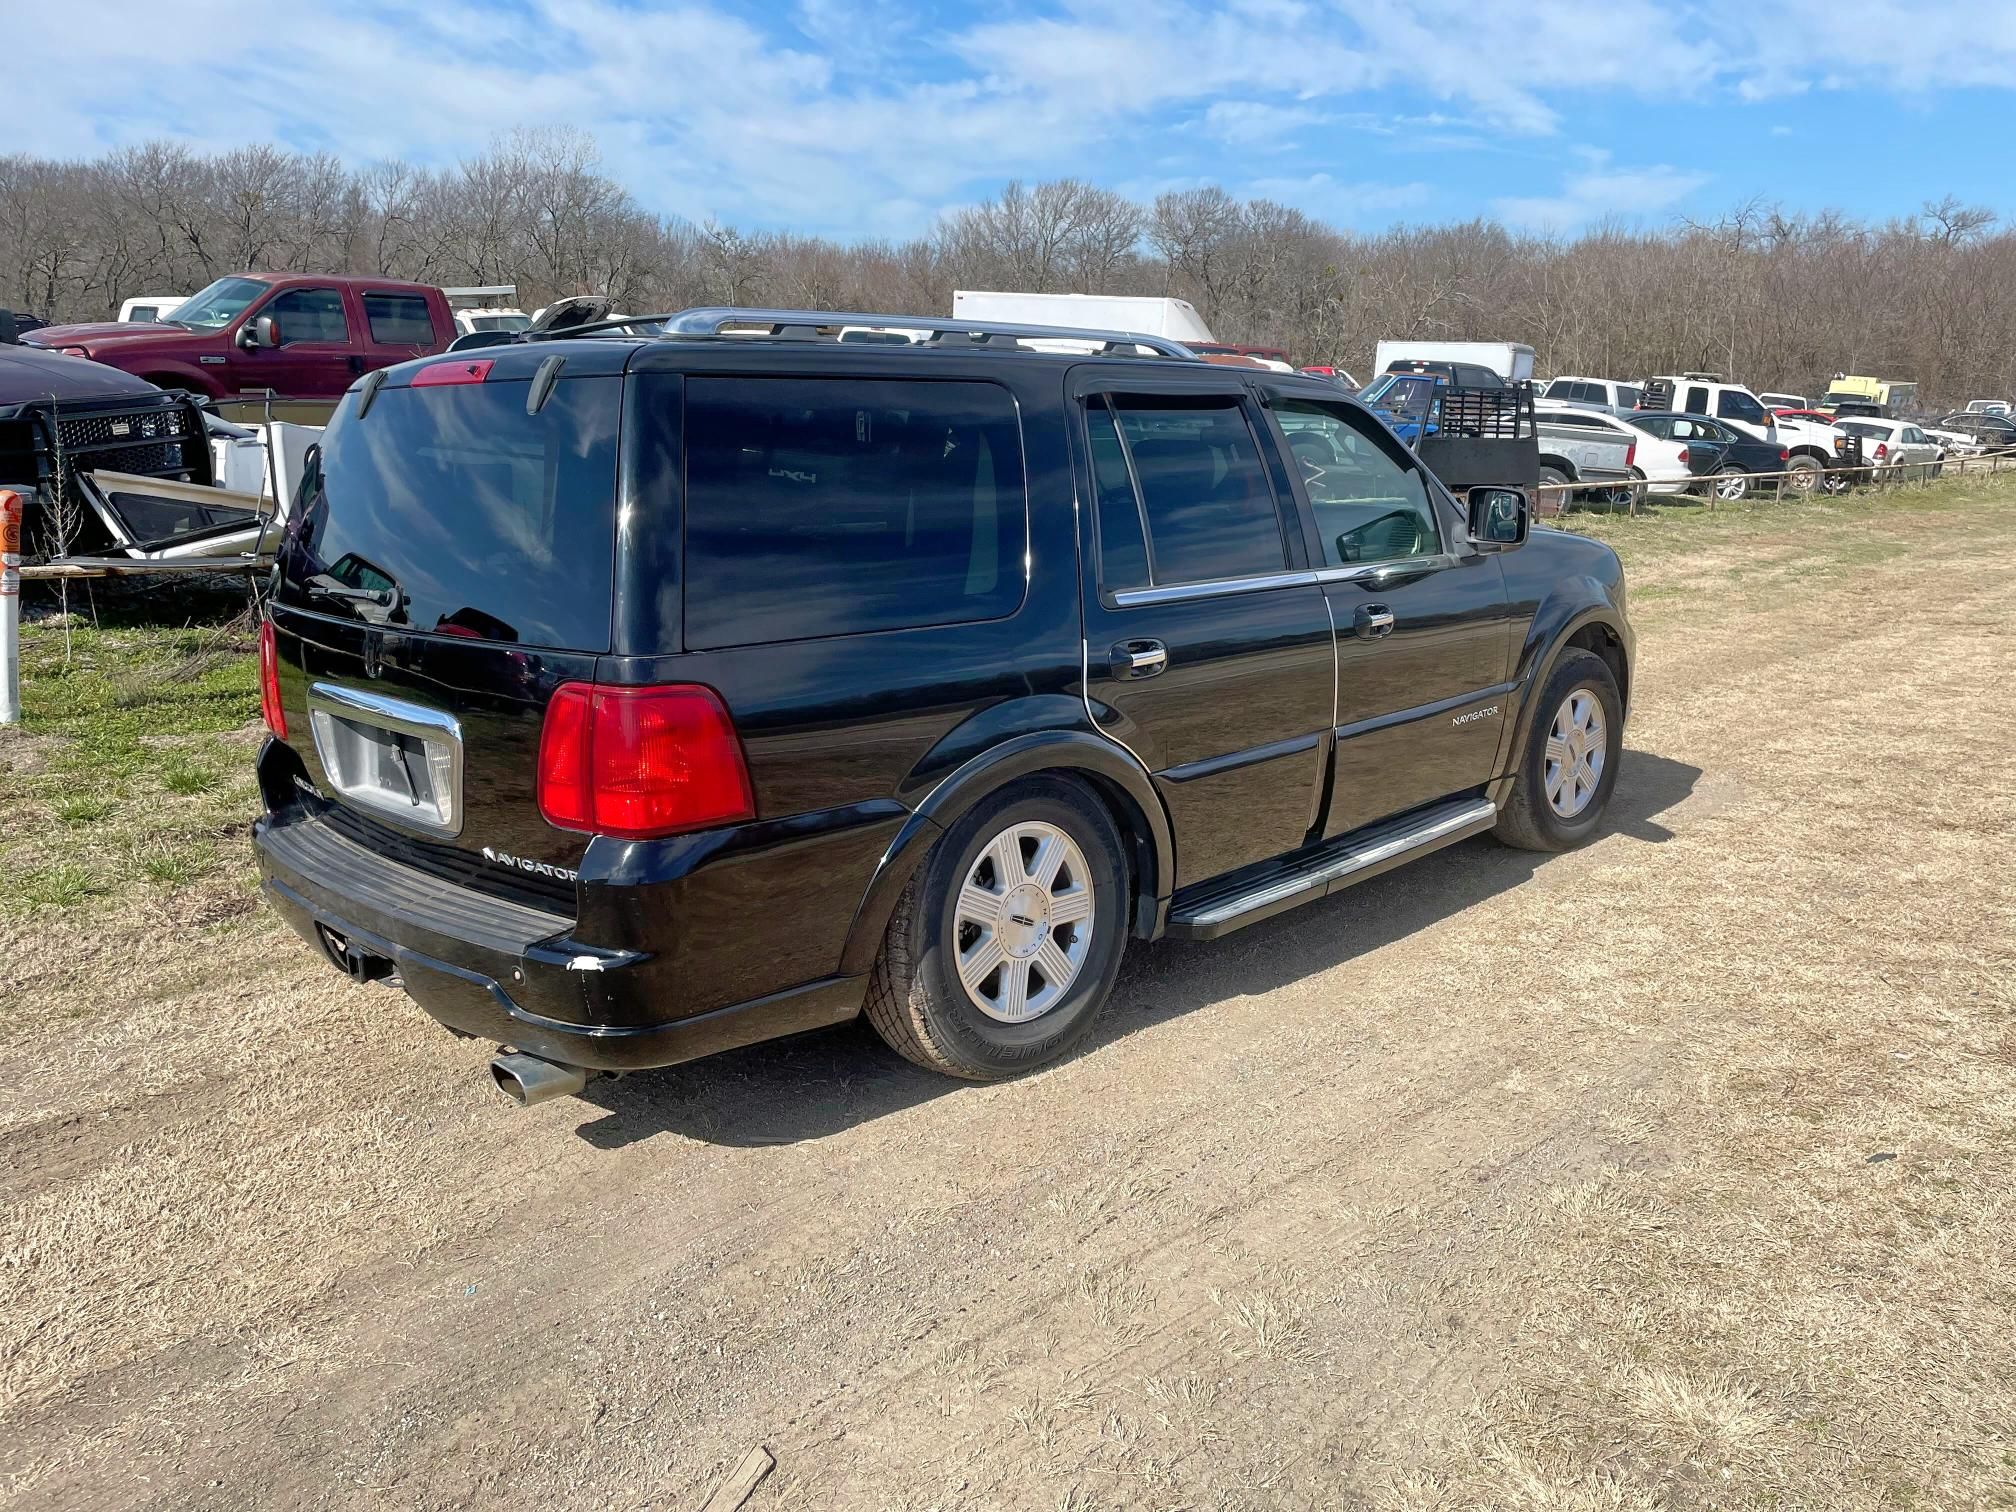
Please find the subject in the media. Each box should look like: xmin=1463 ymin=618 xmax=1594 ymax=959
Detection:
xmin=26 ymin=274 xmax=455 ymax=400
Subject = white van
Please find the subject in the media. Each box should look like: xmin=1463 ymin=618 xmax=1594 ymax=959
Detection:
xmin=950 ymin=291 xmax=1214 ymax=343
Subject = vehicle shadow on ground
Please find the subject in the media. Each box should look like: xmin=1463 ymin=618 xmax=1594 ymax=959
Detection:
xmin=569 ymin=749 xmax=1700 ymax=1150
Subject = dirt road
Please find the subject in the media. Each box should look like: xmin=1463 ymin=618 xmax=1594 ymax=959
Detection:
xmin=5 ymin=487 xmax=2014 ymax=1509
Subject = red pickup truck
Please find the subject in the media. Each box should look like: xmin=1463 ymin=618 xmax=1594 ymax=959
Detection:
xmin=25 ymin=274 xmax=454 ymax=400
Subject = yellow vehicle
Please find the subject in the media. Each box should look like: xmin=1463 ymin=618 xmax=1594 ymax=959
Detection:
xmin=1822 ymin=374 xmax=1918 ymax=415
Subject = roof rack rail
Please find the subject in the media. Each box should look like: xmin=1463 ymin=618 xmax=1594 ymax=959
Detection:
xmin=654 ymin=307 xmax=1201 ymax=360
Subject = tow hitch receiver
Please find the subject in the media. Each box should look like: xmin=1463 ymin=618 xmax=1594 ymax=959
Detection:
xmin=316 ymin=922 xmax=397 ymax=985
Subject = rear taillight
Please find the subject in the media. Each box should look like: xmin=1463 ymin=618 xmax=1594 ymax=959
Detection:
xmin=1625 ymin=441 xmax=1636 ymax=468
xmin=1677 ymin=447 xmax=1689 ymax=465
xmin=1875 ymin=442 xmax=1888 ymax=460
xmin=258 ymin=619 xmax=286 ymax=738
xmin=1778 ymin=448 xmax=1789 ymax=462
xmin=59 ymin=346 xmax=90 ymax=359
xmin=537 ymin=683 xmax=753 ymax=839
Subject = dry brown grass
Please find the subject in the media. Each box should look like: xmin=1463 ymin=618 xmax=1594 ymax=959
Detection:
xmin=3 ymin=477 xmax=2015 ymax=1509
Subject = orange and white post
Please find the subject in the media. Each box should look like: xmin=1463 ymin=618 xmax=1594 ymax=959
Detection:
xmin=0 ymin=489 xmax=21 ymax=724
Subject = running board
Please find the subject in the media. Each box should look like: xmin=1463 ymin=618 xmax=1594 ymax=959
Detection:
xmin=1165 ymin=797 xmax=1499 ymax=941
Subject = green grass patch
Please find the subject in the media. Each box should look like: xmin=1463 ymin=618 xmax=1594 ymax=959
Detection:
xmin=54 ymin=795 xmax=113 ymax=826
xmin=13 ymin=862 xmax=101 ymax=911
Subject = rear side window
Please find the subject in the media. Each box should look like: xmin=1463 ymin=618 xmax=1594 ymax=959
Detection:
xmin=682 ymin=377 xmax=1026 ymax=648
xmin=1086 ymin=401 xmax=1150 ymax=591
xmin=362 ymin=292 xmax=437 ymax=345
xmin=1618 ymin=385 xmax=1642 ymax=409
xmin=280 ymin=376 xmax=621 ymax=649
xmin=1103 ymin=395 xmax=1287 ymax=586
xmin=1684 ymin=386 xmax=1710 ymax=414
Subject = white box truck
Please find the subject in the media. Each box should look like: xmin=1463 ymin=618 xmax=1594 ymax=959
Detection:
xmin=1373 ymin=340 xmax=1536 ymax=385
xmin=952 ymin=291 xmax=1215 ymax=344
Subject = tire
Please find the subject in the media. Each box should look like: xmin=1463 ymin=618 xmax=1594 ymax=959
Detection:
xmin=864 ymin=777 xmax=1129 ymax=1079
xmin=1714 ymin=465 xmax=1749 ymax=502
xmin=1538 ymin=465 xmax=1571 ymax=517
xmin=1785 ymin=455 xmax=1822 ymax=494
xmin=1494 ymin=650 xmax=1625 ymax=853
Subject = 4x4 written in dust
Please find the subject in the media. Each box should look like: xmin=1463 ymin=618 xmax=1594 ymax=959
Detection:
xmin=251 ymin=313 xmax=1633 ymax=1105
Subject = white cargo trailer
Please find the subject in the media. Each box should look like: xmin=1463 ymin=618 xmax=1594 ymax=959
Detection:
xmin=951 ymin=291 xmax=1214 ymax=344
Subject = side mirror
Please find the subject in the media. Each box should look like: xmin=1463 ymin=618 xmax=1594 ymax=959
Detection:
xmin=1467 ymin=486 xmax=1529 ymax=548
xmin=242 ymin=315 xmax=280 ymax=350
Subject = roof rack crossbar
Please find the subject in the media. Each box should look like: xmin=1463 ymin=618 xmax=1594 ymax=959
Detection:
xmin=657 ymin=307 xmax=1200 ymax=360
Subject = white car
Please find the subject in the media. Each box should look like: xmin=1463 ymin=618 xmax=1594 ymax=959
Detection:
xmin=454 ymin=307 xmax=531 ymax=336
xmin=1921 ymin=423 xmax=1985 ymax=456
xmin=1537 ymin=403 xmax=1692 ymax=494
xmin=117 ymin=295 xmax=186 ymax=324
xmin=1834 ymin=418 xmax=1941 ymax=479
xmin=1965 ymin=399 xmax=2011 ymax=417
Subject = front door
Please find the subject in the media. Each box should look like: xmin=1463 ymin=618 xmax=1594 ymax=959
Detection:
xmin=233 ymin=286 xmax=359 ymax=398
xmin=1074 ymin=376 xmax=1335 ymax=889
xmin=1260 ymin=393 xmax=1516 ymax=837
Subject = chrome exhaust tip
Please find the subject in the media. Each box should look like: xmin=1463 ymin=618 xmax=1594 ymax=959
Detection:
xmin=490 ymin=1052 xmax=590 ymax=1107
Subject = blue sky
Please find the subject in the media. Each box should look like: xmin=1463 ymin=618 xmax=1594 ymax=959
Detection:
xmin=15 ymin=0 xmax=2016 ymax=240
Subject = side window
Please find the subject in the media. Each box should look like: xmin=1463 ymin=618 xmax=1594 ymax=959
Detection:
xmin=1618 ymin=385 xmax=1642 ymax=409
xmin=1274 ymin=399 xmax=1441 ymax=567
xmin=1717 ymin=389 xmax=1767 ymax=425
xmin=1085 ymin=400 xmax=1149 ymax=591
xmin=1684 ymin=386 xmax=1710 ymax=415
xmin=362 ymin=292 xmax=438 ymax=345
xmin=1635 ymin=416 xmax=1670 ymax=440
xmin=265 ymin=287 xmax=348 ymax=345
xmin=682 ymin=376 xmax=1026 ymax=648
xmin=1457 ymin=365 xmax=1500 ymax=388
xmin=1106 ymin=395 xmax=1288 ymax=585
xmin=1669 ymin=418 xmax=1698 ymax=440
xmin=1543 ymin=379 xmax=1575 ymax=401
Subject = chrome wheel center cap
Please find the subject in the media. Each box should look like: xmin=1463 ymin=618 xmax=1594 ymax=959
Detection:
xmin=1000 ymin=884 xmax=1050 ymax=958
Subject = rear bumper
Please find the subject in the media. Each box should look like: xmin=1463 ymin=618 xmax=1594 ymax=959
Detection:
xmin=254 ymin=809 xmax=864 ymax=1072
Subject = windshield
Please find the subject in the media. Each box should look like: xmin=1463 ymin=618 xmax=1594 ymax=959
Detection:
xmin=1359 ymin=372 xmax=1438 ymax=416
xmin=165 ymin=277 xmax=270 ymax=331
xmin=468 ymin=313 xmax=530 ymax=333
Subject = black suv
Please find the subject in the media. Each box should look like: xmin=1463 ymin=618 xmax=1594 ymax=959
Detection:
xmin=252 ymin=308 xmax=1633 ymax=1104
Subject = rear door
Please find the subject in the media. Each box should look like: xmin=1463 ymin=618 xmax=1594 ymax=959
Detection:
xmin=358 ymin=289 xmax=448 ymax=374
xmin=1073 ymin=371 xmax=1335 ymax=889
xmin=272 ymin=365 xmax=623 ymax=873
xmin=1264 ymin=393 xmax=1516 ymax=836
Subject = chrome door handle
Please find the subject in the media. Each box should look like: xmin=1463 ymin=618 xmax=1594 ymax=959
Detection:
xmin=1110 ymin=639 xmax=1168 ymax=679
xmin=1355 ymin=605 xmax=1396 ymax=640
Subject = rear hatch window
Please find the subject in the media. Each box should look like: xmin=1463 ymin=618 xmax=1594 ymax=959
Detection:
xmin=278 ymin=374 xmax=620 ymax=649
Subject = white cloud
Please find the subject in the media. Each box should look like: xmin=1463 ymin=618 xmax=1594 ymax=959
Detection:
xmin=1494 ymin=157 xmax=1712 ymax=232
xmin=1244 ymin=172 xmax=1432 ymax=223
xmin=1200 ymin=100 xmax=1334 ymax=147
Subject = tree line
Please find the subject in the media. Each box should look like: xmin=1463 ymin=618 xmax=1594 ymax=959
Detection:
xmin=4 ymin=128 xmax=2012 ymax=406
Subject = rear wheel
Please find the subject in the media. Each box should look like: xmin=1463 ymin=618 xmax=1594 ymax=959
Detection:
xmin=1538 ymin=465 xmax=1572 ymax=516
xmin=1785 ymin=455 xmax=1822 ymax=494
xmin=1714 ymin=466 xmax=1749 ymax=502
xmin=1494 ymin=650 xmax=1624 ymax=853
xmin=865 ymin=779 xmax=1129 ymax=1079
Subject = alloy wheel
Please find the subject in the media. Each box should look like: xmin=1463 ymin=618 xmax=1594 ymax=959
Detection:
xmin=1544 ymin=690 xmax=1607 ymax=819
xmin=953 ymin=820 xmax=1095 ymax=1023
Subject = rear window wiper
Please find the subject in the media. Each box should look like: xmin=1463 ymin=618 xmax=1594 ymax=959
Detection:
xmin=303 ymin=576 xmax=399 ymax=611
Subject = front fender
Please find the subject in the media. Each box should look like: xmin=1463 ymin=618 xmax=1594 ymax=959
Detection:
xmin=1501 ymin=574 xmax=1632 ymax=769
xmin=838 ymin=724 xmax=1175 ymax=975
xmin=121 ymin=359 xmax=224 ymax=398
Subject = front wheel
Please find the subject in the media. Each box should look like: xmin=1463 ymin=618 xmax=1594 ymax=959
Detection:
xmin=865 ymin=779 xmax=1129 ymax=1079
xmin=1494 ymin=650 xmax=1624 ymax=852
